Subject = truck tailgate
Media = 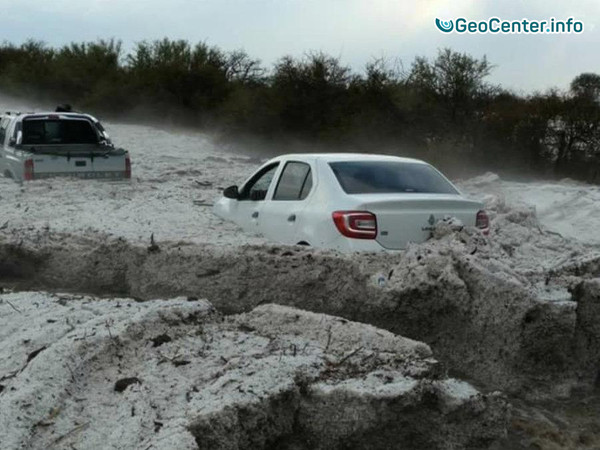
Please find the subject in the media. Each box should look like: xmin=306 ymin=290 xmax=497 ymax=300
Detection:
xmin=28 ymin=153 xmax=130 ymax=180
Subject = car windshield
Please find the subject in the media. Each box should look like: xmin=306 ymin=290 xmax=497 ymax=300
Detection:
xmin=22 ymin=118 xmax=99 ymax=145
xmin=329 ymin=161 xmax=458 ymax=195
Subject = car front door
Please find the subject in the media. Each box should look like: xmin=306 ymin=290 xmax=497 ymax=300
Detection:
xmin=233 ymin=162 xmax=280 ymax=232
xmin=260 ymin=160 xmax=314 ymax=244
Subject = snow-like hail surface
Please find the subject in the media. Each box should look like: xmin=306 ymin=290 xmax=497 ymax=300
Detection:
xmin=0 ymin=121 xmax=269 ymax=246
xmin=457 ymin=172 xmax=600 ymax=246
xmin=4 ymin=95 xmax=600 ymax=450
xmin=0 ymin=116 xmax=598 ymax=248
xmin=2 ymin=93 xmax=599 ymax=248
xmin=502 ymin=182 xmax=600 ymax=245
xmin=0 ymin=292 xmax=501 ymax=450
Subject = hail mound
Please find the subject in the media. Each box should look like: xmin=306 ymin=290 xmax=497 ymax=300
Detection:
xmin=0 ymin=292 xmax=507 ymax=450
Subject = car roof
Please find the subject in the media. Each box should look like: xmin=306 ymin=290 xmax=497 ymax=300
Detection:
xmin=275 ymin=153 xmax=428 ymax=165
xmin=1 ymin=112 xmax=98 ymax=121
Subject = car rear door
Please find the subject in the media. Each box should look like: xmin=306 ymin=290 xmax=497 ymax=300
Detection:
xmin=260 ymin=160 xmax=314 ymax=244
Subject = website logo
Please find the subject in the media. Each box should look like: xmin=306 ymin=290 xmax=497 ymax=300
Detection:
xmin=435 ymin=19 xmax=454 ymax=33
xmin=434 ymin=17 xmax=584 ymax=34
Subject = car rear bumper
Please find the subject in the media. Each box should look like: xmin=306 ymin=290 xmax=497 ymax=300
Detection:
xmin=326 ymin=235 xmax=389 ymax=252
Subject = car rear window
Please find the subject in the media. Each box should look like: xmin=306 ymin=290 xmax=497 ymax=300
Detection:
xmin=22 ymin=119 xmax=98 ymax=145
xmin=329 ymin=161 xmax=458 ymax=195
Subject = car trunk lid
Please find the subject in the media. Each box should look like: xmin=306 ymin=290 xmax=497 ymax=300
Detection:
xmin=354 ymin=194 xmax=483 ymax=249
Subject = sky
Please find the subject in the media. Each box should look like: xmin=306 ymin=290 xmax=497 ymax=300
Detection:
xmin=1 ymin=0 xmax=598 ymax=93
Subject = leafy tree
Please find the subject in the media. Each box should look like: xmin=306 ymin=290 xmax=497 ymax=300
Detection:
xmin=408 ymin=48 xmax=495 ymax=122
xmin=541 ymin=75 xmax=600 ymax=176
xmin=2 ymin=39 xmax=600 ymax=183
xmin=570 ymin=73 xmax=600 ymax=101
xmin=269 ymin=52 xmax=353 ymax=139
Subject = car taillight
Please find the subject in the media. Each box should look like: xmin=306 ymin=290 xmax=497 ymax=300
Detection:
xmin=476 ymin=210 xmax=490 ymax=235
xmin=125 ymin=156 xmax=131 ymax=179
xmin=332 ymin=211 xmax=377 ymax=239
xmin=24 ymin=159 xmax=34 ymax=181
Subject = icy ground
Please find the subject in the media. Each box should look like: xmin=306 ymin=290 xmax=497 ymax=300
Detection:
xmin=1 ymin=120 xmax=599 ymax=251
xmin=458 ymin=172 xmax=600 ymax=246
xmin=4 ymin=94 xmax=600 ymax=449
xmin=0 ymin=122 xmax=268 ymax=246
xmin=0 ymin=292 xmax=507 ymax=449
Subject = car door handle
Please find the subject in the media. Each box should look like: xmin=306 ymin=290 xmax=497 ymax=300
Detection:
xmin=287 ymin=214 xmax=296 ymax=222
xmin=252 ymin=211 xmax=259 ymax=218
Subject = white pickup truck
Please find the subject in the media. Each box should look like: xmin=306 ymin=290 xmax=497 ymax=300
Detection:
xmin=0 ymin=110 xmax=131 ymax=182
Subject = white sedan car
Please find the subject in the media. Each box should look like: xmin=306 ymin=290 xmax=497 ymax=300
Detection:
xmin=214 ymin=153 xmax=489 ymax=251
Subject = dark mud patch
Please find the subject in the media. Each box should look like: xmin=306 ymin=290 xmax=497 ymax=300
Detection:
xmin=0 ymin=244 xmax=45 ymax=279
xmin=114 ymin=377 xmax=142 ymax=393
xmin=497 ymin=393 xmax=600 ymax=450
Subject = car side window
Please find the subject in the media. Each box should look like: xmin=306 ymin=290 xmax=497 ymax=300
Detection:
xmin=273 ymin=162 xmax=313 ymax=201
xmin=238 ymin=163 xmax=279 ymax=201
xmin=0 ymin=118 xmax=12 ymax=146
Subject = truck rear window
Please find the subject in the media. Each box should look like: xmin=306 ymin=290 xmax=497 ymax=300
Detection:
xmin=22 ymin=119 xmax=98 ymax=145
xmin=329 ymin=161 xmax=458 ymax=195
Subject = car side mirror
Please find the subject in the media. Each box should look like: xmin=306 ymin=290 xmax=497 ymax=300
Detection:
xmin=223 ymin=185 xmax=239 ymax=199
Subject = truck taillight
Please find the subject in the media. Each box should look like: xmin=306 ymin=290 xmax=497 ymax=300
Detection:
xmin=476 ymin=210 xmax=490 ymax=235
xmin=332 ymin=211 xmax=377 ymax=239
xmin=24 ymin=159 xmax=34 ymax=181
xmin=125 ymin=156 xmax=131 ymax=179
